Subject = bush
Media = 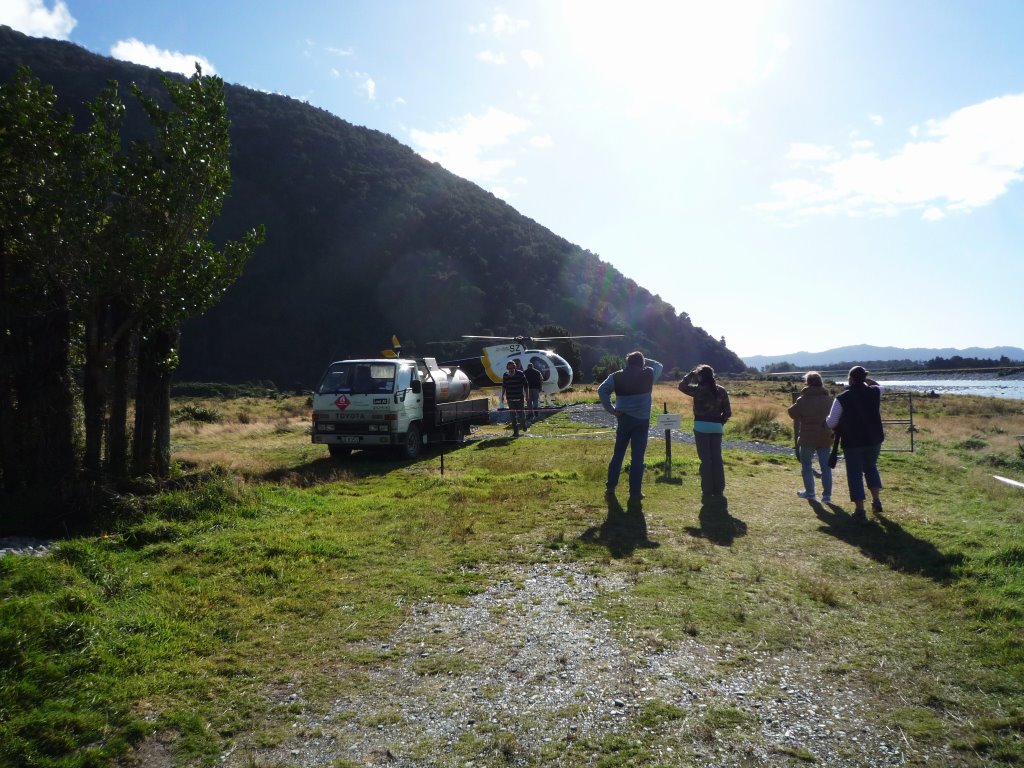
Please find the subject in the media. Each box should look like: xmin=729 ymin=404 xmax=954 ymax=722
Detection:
xmin=736 ymin=407 xmax=791 ymax=441
xmin=171 ymin=405 xmax=222 ymax=424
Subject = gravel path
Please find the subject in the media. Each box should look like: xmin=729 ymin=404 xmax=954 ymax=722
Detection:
xmin=246 ymin=561 xmax=915 ymax=767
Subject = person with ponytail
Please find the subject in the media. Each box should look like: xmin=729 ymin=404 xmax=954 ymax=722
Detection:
xmin=679 ymin=364 xmax=732 ymax=500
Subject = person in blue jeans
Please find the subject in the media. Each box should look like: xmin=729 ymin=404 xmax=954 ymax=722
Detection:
xmin=826 ymin=366 xmax=884 ymax=524
xmin=598 ymin=352 xmax=664 ymax=505
xmin=786 ymin=371 xmax=834 ymax=502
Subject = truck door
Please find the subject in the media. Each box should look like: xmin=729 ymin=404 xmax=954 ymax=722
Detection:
xmin=395 ymin=363 xmax=420 ymax=433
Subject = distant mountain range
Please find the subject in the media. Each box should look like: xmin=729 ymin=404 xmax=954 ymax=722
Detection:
xmin=743 ymin=345 xmax=1024 ymax=370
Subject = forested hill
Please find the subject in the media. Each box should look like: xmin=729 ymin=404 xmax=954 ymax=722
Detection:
xmin=1 ymin=26 xmax=745 ymax=388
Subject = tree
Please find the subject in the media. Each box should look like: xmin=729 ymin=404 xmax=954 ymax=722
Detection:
xmin=125 ymin=68 xmax=263 ymax=477
xmin=0 ymin=68 xmax=80 ymax=496
xmin=1 ymin=63 xmax=262 ymax=516
xmin=591 ymin=354 xmax=623 ymax=383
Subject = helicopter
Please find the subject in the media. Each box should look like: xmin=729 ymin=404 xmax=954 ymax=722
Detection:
xmin=439 ymin=334 xmax=624 ymax=401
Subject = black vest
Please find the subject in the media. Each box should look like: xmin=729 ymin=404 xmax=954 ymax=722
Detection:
xmin=613 ymin=366 xmax=654 ymax=396
xmin=836 ymin=385 xmax=884 ymax=448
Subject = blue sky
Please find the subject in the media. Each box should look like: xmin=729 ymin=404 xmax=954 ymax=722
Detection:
xmin=4 ymin=0 xmax=1023 ymax=357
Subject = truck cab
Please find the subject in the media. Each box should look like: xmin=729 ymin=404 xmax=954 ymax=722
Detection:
xmin=311 ymin=358 xmax=488 ymax=459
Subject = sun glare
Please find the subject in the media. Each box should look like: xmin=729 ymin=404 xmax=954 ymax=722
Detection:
xmin=561 ymin=0 xmax=787 ymax=121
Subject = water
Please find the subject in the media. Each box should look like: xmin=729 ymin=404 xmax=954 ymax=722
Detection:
xmin=830 ymin=377 xmax=1024 ymax=400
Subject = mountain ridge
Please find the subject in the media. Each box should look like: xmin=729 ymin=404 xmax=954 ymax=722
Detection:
xmin=1 ymin=25 xmax=745 ymax=386
xmin=743 ymin=344 xmax=1024 ymax=370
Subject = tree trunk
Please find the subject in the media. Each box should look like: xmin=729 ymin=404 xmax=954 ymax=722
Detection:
xmin=154 ymin=329 xmax=178 ymax=479
xmin=106 ymin=300 xmax=132 ymax=478
xmin=133 ymin=328 xmax=176 ymax=478
xmin=5 ymin=301 xmax=77 ymax=499
xmin=132 ymin=337 xmax=158 ymax=478
xmin=82 ymin=301 xmax=108 ymax=474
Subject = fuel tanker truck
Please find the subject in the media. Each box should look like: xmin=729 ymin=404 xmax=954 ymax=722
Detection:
xmin=311 ymin=357 xmax=490 ymax=459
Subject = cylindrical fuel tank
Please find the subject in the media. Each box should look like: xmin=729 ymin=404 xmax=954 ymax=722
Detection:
xmin=423 ymin=362 xmax=473 ymax=403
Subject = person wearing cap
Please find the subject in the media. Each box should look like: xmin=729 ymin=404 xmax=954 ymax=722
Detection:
xmin=598 ymin=351 xmax=664 ymax=504
xmin=787 ymin=371 xmax=834 ymax=502
xmin=679 ymin=364 xmax=732 ymax=500
xmin=826 ymin=366 xmax=884 ymax=523
xmin=501 ymin=361 xmax=529 ymax=437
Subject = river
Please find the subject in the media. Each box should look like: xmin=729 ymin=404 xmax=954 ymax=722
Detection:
xmin=829 ymin=373 xmax=1024 ymax=400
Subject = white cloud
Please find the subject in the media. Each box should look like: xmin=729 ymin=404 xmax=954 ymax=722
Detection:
xmin=869 ymin=114 xmax=885 ymax=126
xmin=762 ymin=93 xmax=1024 ymax=221
xmin=529 ymin=133 xmax=553 ymax=149
xmin=520 ymin=49 xmax=544 ymax=69
xmin=358 ymin=75 xmax=375 ymax=101
xmin=470 ymin=12 xmax=528 ymax=37
xmin=0 ymin=0 xmax=75 ymax=39
xmin=851 ymin=139 xmax=874 ymax=150
xmin=409 ymin=107 xmax=531 ymax=181
xmin=476 ymin=50 xmax=507 ymax=65
xmin=326 ymin=46 xmax=354 ymax=57
xmin=110 ymin=38 xmax=216 ymax=76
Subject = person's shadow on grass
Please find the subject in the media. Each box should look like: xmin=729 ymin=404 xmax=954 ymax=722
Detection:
xmin=810 ymin=501 xmax=962 ymax=583
xmin=685 ymin=496 xmax=747 ymax=546
xmin=579 ymin=495 xmax=659 ymax=558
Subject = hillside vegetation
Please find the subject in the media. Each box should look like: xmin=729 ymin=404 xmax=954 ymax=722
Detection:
xmin=0 ymin=26 xmax=744 ymax=390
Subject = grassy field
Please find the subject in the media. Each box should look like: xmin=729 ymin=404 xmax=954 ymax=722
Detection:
xmin=1 ymin=380 xmax=1022 ymax=766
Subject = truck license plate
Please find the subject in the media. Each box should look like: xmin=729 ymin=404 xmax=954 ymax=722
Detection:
xmin=339 ymin=436 xmax=359 ymax=444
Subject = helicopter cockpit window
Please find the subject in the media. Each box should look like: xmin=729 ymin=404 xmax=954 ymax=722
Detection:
xmin=317 ymin=363 xmax=395 ymax=395
xmin=529 ymin=355 xmax=552 ymax=381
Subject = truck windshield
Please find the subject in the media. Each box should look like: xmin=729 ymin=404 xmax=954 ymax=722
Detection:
xmin=317 ymin=363 xmax=396 ymax=395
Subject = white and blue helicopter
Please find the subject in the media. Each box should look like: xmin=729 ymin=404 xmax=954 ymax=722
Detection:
xmin=442 ymin=334 xmax=623 ymax=403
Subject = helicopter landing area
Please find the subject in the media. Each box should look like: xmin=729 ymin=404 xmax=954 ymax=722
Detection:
xmin=489 ymin=405 xmax=793 ymax=457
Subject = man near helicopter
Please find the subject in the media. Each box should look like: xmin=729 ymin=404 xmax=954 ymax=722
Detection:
xmin=598 ymin=351 xmax=664 ymax=505
xmin=524 ymin=362 xmax=544 ymax=423
xmin=501 ymin=361 xmax=529 ymax=437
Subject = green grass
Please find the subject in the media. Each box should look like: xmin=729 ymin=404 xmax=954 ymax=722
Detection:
xmin=2 ymin=387 xmax=1024 ymax=766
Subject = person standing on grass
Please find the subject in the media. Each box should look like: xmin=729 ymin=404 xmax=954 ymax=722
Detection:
xmin=524 ymin=362 xmax=543 ymax=424
xmin=787 ymin=371 xmax=834 ymax=502
xmin=826 ymin=365 xmax=884 ymax=524
xmin=501 ymin=361 xmax=529 ymax=437
xmin=598 ymin=351 xmax=664 ymax=505
xmin=678 ymin=364 xmax=732 ymax=500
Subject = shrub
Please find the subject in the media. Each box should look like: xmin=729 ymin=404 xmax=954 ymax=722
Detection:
xmin=171 ymin=405 xmax=222 ymax=425
xmin=736 ymin=407 xmax=791 ymax=441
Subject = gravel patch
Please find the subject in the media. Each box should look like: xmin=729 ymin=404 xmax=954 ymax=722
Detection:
xmin=562 ymin=404 xmax=794 ymax=457
xmin=0 ymin=537 xmax=54 ymax=558
xmin=242 ymin=561 xmax=915 ymax=767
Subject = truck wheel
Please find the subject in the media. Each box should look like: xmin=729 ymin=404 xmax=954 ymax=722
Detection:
xmin=328 ymin=445 xmax=351 ymax=459
xmin=401 ymin=424 xmax=422 ymax=460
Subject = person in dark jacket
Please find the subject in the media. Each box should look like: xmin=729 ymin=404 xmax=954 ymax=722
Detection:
xmin=501 ymin=361 xmax=529 ymax=437
xmin=826 ymin=365 xmax=884 ymax=523
xmin=787 ymin=371 xmax=834 ymax=502
xmin=679 ymin=364 xmax=732 ymax=499
xmin=524 ymin=362 xmax=543 ymax=423
xmin=598 ymin=351 xmax=664 ymax=503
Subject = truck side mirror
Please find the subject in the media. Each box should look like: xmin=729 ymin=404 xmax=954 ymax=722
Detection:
xmin=410 ymin=380 xmax=422 ymax=394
